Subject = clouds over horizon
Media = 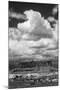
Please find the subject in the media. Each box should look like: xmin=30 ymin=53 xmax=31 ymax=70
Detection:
xmin=9 ymin=8 xmax=58 ymax=60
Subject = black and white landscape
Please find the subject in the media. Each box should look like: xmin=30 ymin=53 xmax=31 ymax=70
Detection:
xmin=8 ymin=1 xmax=59 ymax=89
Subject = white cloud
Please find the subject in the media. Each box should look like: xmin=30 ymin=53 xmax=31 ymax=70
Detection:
xmin=9 ymin=37 xmax=57 ymax=56
xmin=9 ymin=9 xmax=58 ymax=60
xmin=17 ymin=10 xmax=53 ymax=40
xmin=47 ymin=17 xmax=55 ymax=22
xmin=9 ymin=28 xmax=22 ymax=40
xmin=17 ymin=20 xmax=31 ymax=33
xmin=9 ymin=39 xmax=37 ymax=55
xmin=52 ymin=5 xmax=58 ymax=15
xmin=9 ymin=11 xmax=27 ymax=20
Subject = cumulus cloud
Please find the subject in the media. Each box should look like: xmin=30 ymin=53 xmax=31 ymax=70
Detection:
xmin=9 ymin=9 xmax=58 ymax=60
xmin=17 ymin=10 xmax=53 ymax=40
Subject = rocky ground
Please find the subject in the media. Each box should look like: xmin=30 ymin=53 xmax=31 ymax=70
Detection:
xmin=9 ymin=59 xmax=58 ymax=89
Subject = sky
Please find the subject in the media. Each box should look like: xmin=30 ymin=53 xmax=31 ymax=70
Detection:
xmin=9 ymin=1 xmax=59 ymax=61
